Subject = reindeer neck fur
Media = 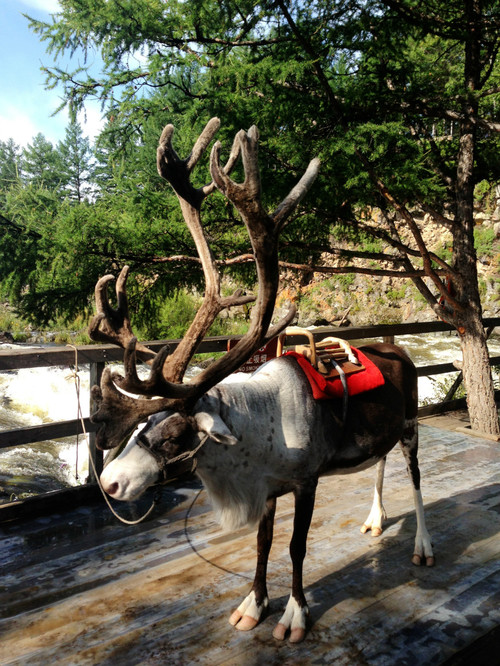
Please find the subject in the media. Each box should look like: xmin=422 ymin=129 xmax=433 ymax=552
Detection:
xmin=193 ymin=357 xmax=328 ymax=532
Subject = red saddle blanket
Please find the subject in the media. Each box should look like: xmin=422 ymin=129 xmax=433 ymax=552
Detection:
xmin=284 ymin=348 xmax=385 ymax=400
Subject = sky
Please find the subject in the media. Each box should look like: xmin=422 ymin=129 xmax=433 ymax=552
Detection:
xmin=0 ymin=0 xmax=104 ymax=148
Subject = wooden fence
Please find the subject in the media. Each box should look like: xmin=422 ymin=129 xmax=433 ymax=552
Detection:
xmin=1 ymin=318 xmax=499 ymax=520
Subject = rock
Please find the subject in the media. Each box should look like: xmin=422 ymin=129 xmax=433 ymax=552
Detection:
xmin=0 ymin=331 xmax=14 ymax=343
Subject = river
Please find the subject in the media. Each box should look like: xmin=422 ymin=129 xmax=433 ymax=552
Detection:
xmin=1 ymin=332 xmax=500 ymax=503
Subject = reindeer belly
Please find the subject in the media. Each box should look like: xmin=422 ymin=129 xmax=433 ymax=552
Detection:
xmin=318 ymin=389 xmax=407 ymax=474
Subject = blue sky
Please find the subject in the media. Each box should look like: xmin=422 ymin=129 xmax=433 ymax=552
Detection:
xmin=1 ymin=0 xmax=104 ymax=148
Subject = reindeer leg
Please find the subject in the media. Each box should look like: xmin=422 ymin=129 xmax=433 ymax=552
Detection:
xmin=273 ymin=480 xmax=317 ymax=643
xmin=361 ymin=456 xmax=388 ymax=537
xmin=400 ymin=418 xmax=435 ymax=567
xmin=229 ymin=497 xmax=276 ymax=631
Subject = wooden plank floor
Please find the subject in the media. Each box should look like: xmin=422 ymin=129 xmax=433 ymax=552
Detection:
xmin=0 ymin=422 xmax=499 ymax=665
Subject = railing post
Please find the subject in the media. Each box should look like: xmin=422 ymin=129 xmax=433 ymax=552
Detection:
xmin=87 ymin=361 xmax=104 ymax=484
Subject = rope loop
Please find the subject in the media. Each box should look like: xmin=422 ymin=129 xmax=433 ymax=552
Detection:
xmin=67 ymin=345 xmax=159 ymax=525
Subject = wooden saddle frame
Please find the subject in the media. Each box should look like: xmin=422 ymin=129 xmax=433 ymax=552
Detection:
xmin=277 ymin=327 xmax=364 ymax=379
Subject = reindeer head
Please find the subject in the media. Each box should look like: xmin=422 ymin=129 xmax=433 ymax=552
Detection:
xmin=89 ymin=119 xmax=320 ymax=451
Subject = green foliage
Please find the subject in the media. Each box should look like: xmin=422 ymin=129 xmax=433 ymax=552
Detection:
xmin=336 ymin=274 xmax=356 ymax=291
xmin=0 ymin=0 xmax=498 ymax=339
xmin=57 ymin=119 xmax=94 ymax=202
xmin=387 ymin=286 xmax=407 ymax=301
xmin=146 ymin=290 xmax=201 ymax=340
xmin=0 ymin=139 xmax=22 ymax=195
xmin=22 ymin=134 xmax=65 ymax=193
xmin=474 ymin=226 xmax=496 ymax=257
xmin=426 ymin=374 xmax=467 ymax=405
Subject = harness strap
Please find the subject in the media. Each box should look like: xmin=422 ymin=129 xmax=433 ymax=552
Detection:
xmin=137 ymin=432 xmax=209 ymax=484
xmin=330 ymin=358 xmax=349 ymax=423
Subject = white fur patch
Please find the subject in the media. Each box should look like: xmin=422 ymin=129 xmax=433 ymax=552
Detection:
xmin=197 ymin=469 xmax=268 ymax=531
xmin=412 ymin=488 xmax=434 ymax=558
xmin=273 ymin=595 xmax=309 ymax=641
xmin=362 ymin=458 xmax=387 ymax=534
xmin=100 ymin=433 xmax=158 ymax=501
xmin=235 ymin=590 xmax=268 ymax=621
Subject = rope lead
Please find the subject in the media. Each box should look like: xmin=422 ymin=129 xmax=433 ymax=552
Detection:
xmin=67 ymin=345 xmax=159 ymax=525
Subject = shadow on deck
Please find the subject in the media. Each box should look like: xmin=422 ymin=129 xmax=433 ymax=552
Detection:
xmin=0 ymin=422 xmax=499 ymax=665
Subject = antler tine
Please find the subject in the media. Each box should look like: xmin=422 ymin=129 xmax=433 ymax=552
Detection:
xmin=202 ymin=128 xmax=242 ymax=198
xmin=91 ymin=367 xmax=197 ymax=450
xmin=111 ymin=337 xmax=163 ymax=392
xmin=182 ymin=127 xmax=318 ymax=397
xmin=220 ymin=289 xmax=256 ymax=309
xmin=113 ymin=339 xmax=183 ymax=397
xmin=272 ymin=158 xmax=321 ymax=230
xmin=186 ymin=117 xmax=221 ymax=172
xmin=210 ymin=129 xmax=264 ymax=209
xmin=88 ymin=265 xmax=155 ymax=362
xmin=157 ymin=118 xmax=221 ymax=206
xmin=240 ymin=126 xmax=262 ymax=198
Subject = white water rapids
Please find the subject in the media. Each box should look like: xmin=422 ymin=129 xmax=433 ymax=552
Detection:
xmin=1 ymin=332 xmax=500 ymax=502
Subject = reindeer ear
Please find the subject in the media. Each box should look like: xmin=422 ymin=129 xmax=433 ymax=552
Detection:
xmin=194 ymin=411 xmax=238 ymax=446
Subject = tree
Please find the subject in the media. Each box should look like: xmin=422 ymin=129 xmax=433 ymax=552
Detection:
xmin=0 ymin=139 xmax=22 ymax=194
xmin=0 ymin=118 xmax=215 ymax=328
xmin=28 ymin=0 xmax=500 ymax=433
xmin=58 ymin=118 xmax=94 ymax=202
xmin=22 ymin=133 xmax=65 ymax=193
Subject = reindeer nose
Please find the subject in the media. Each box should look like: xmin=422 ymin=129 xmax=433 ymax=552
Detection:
xmin=102 ymin=480 xmax=119 ymax=497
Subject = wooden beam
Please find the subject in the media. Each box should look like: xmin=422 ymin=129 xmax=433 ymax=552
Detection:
xmin=0 ymin=484 xmax=102 ymax=523
xmin=0 ymin=418 xmax=97 ymax=450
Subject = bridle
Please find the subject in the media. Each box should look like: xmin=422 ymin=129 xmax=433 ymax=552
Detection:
xmin=136 ymin=431 xmax=210 ymax=484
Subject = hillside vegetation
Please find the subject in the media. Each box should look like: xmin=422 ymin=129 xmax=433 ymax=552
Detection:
xmin=283 ymin=200 xmax=500 ymax=328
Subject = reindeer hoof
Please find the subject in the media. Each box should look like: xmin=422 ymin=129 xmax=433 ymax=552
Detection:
xmin=233 ymin=614 xmax=259 ymax=631
xmin=229 ymin=609 xmax=242 ymax=626
xmin=272 ymin=622 xmax=307 ymax=643
xmin=289 ymin=627 xmax=307 ymax=643
xmin=273 ymin=595 xmax=309 ymax=643
xmin=229 ymin=591 xmax=267 ymax=630
xmin=361 ymin=523 xmax=383 ymax=537
xmin=272 ymin=622 xmax=287 ymax=641
xmin=412 ymin=553 xmax=435 ymax=567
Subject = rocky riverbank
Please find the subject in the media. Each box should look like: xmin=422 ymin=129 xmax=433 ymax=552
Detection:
xmin=276 ymin=205 xmax=500 ymax=328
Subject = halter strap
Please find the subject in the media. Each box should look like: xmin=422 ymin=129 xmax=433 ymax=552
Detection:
xmin=136 ymin=431 xmax=209 ymax=484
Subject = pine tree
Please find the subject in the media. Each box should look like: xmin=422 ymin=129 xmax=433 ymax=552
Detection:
xmin=0 ymin=139 xmax=22 ymax=193
xmin=22 ymin=133 xmax=65 ymax=193
xmin=58 ymin=119 xmax=94 ymax=202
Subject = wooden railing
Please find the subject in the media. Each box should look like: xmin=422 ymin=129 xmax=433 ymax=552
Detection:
xmin=1 ymin=318 xmax=499 ymax=519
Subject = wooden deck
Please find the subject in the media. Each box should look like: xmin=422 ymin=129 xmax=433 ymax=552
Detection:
xmin=1 ymin=420 xmax=499 ymax=665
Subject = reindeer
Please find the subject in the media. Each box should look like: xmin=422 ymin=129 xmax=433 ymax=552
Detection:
xmin=90 ymin=119 xmax=434 ymax=644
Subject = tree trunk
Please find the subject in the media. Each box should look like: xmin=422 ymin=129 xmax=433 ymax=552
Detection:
xmin=452 ymin=138 xmax=499 ymax=435
xmin=452 ymin=0 xmax=499 ymax=436
xmin=459 ymin=312 xmax=499 ymax=435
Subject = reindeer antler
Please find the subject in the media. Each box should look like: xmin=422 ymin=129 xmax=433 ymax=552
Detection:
xmin=89 ymin=119 xmax=319 ymax=449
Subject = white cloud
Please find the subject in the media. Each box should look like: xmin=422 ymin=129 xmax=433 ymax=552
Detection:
xmin=77 ymin=104 xmax=106 ymax=144
xmin=0 ymin=108 xmax=46 ymax=146
xmin=17 ymin=0 xmax=61 ymax=13
xmin=0 ymin=102 xmax=105 ymax=148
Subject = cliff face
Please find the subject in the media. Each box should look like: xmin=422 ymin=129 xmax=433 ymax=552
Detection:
xmin=277 ymin=199 xmax=500 ymax=328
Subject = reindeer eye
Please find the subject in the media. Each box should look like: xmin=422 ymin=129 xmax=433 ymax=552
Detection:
xmin=160 ymin=438 xmax=178 ymax=455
